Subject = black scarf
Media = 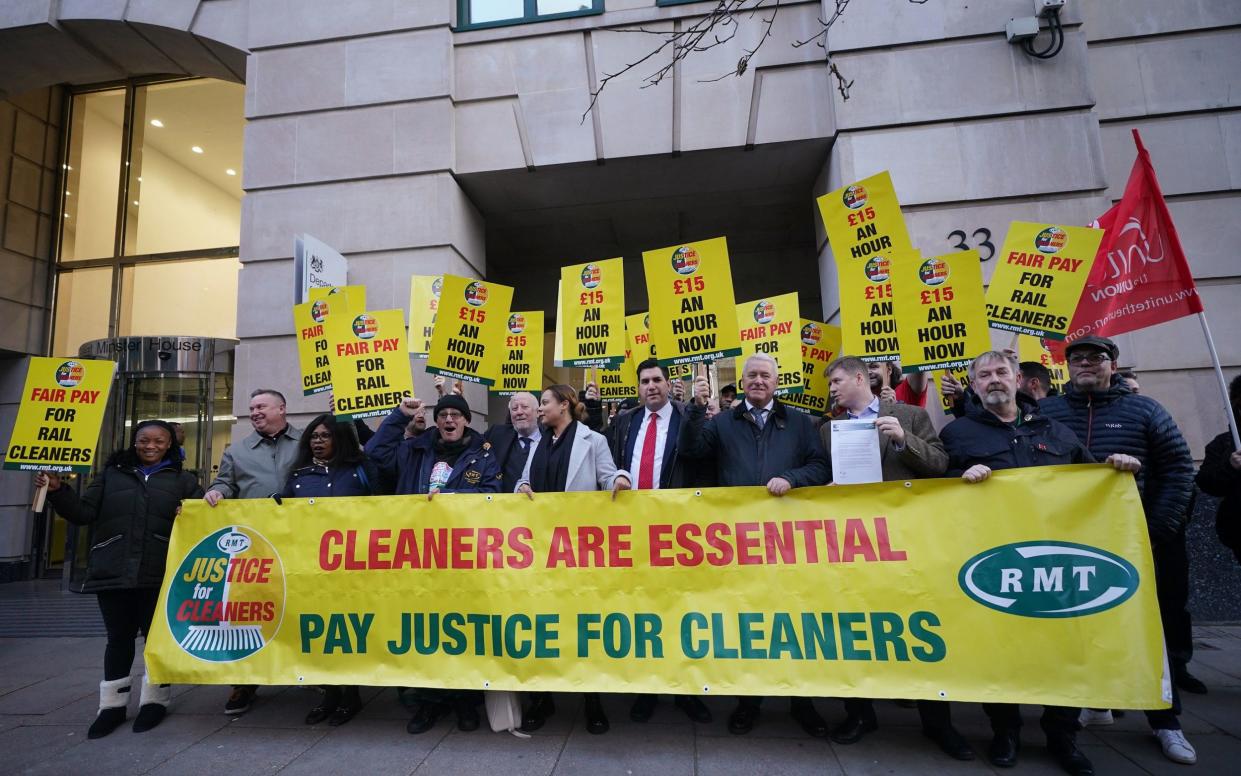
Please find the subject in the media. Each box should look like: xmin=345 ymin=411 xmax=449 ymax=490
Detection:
xmin=529 ymin=421 xmax=576 ymax=493
xmin=433 ymin=434 xmax=470 ymax=468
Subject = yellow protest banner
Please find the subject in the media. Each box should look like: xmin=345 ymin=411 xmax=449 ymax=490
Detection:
xmin=783 ymin=320 xmax=842 ymax=417
xmin=891 ymin=251 xmax=992 ymax=373
xmin=146 ymin=466 xmax=1167 ymax=711
xmin=1019 ymin=335 xmax=1069 ymax=392
xmin=308 ymin=284 xmax=367 ymax=312
xmin=426 ymin=275 xmax=514 ymax=386
xmin=408 ymin=275 xmax=442 ymax=358
xmin=626 ymin=312 xmax=653 ymax=364
xmin=643 ymin=237 xmax=742 ymax=367
xmin=816 ymin=170 xmax=914 ymax=262
xmin=492 ymin=311 xmax=544 ymax=397
xmin=986 ymin=222 xmax=1105 ymax=340
xmin=599 ymin=360 xmax=638 ymax=402
xmin=735 ymin=292 xmax=803 ymax=396
xmin=838 ymin=249 xmax=917 ymax=363
xmin=560 ymin=258 xmax=626 ymax=368
xmin=326 ymin=309 xmax=414 ymax=420
xmin=293 ymin=299 xmax=335 ymax=396
xmin=933 ymin=366 xmax=971 ymax=416
xmin=4 ymin=358 xmax=115 ymax=473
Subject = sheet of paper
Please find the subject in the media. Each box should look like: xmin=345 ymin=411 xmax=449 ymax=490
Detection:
xmin=830 ymin=419 xmax=883 ymax=485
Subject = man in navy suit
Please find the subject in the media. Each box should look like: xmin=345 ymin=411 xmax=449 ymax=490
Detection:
xmin=607 ymin=358 xmax=711 ymax=724
xmin=484 ymin=392 xmax=542 ymax=491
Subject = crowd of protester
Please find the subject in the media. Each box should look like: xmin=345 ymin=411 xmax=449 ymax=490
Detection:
xmin=38 ymin=335 xmax=1241 ymax=775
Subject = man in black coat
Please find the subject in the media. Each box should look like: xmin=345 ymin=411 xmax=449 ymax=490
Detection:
xmin=941 ymin=350 xmax=1128 ymax=776
xmin=1197 ymin=374 xmax=1241 ymax=564
xmin=484 ymin=391 xmax=542 ymax=492
xmin=678 ymin=353 xmax=830 ymax=738
xmin=1039 ymin=335 xmax=1199 ymax=765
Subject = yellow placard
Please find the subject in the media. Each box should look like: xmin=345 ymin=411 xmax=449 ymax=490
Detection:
xmin=327 ymin=309 xmax=414 ymax=420
xmin=986 ymin=222 xmax=1105 ymax=340
xmin=491 ymin=310 xmax=544 ymax=397
xmin=599 ymin=360 xmax=638 ymax=402
xmin=3 ymin=357 xmax=116 ymax=473
xmin=643 ymin=237 xmax=742 ymax=366
xmin=817 ymin=170 xmax=914 ymax=262
xmin=891 ymin=251 xmax=992 ymax=373
xmin=838 ymin=250 xmax=917 ymax=363
xmin=308 ymin=285 xmax=367 ymax=313
xmin=560 ymin=258 xmax=626 ymax=368
xmin=146 ymin=466 xmax=1167 ymax=712
xmin=782 ymin=320 xmax=842 ymax=417
xmin=934 ymin=366 xmax=971 ymax=417
xmin=1018 ymin=335 xmax=1069 ymax=392
xmin=626 ymin=312 xmax=654 ymax=364
xmin=293 ymin=299 xmax=335 ymax=396
xmin=735 ymin=292 xmax=803 ymax=396
xmin=408 ymin=275 xmax=442 ymax=357
xmin=426 ymin=275 xmax=515 ymax=386
xmin=553 ymin=281 xmax=564 ymax=368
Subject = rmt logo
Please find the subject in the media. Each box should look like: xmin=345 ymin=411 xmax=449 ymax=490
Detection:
xmin=958 ymin=541 xmax=1139 ymax=619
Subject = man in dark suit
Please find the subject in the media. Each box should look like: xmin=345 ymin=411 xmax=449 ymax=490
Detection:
xmin=819 ymin=357 xmax=971 ymax=760
xmin=484 ymin=392 xmax=542 ymax=492
xmin=607 ymin=359 xmax=712 ymax=724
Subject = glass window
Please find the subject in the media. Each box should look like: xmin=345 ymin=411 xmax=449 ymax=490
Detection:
xmin=459 ymin=0 xmax=602 ymax=29
xmin=60 ymin=89 xmax=125 ymax=261
xmin=118 ymin=257 xmax=241 ymax=339
xmin=52 ymin=267 xmax=114 ymax=356
xmin=124 ymin=80 xmax=245 ymax=256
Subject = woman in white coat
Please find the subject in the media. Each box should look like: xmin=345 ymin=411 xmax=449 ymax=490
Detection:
xmin=516 ymin=384 xmax=631 ymax=734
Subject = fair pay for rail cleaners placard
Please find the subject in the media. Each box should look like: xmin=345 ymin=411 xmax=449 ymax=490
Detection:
xmin=736 ymin=292 xmax=803 ymax=395
xmin=327 ymin=309 xmax=414 ymax=421
xmin=293 ymin=285 xmax=368 ymax=396
xmin=986 ymin=222 xmax=1105 ymax=340
xmin=4 ymin=358 xmax=115 ymax=473
xmin=643 ymin=236 xmax=742 ymax=367
xmin=426 ymin=275 xmax=515 ymax=386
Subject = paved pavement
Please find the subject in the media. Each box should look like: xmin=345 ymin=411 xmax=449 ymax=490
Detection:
xmin=2 ymin=625 xmax=1240 ymax=775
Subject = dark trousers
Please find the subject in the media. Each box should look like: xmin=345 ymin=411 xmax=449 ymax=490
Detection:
xmin=737 ymin=695 xmax=815 ymax=711
xmin=845 ymin=698 xmax=954 ymax=732
xmin=97 ymin=588 xmax=160 ymax=681
xmin=983 ymin=703 xmax=1080 ymax=739
xmin=1145 ymin=535 xmax=1190 ymax=731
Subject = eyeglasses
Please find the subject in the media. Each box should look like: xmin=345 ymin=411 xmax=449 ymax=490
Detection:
xmin=308 ymin=432 xmax=333 ymax=441
xmin=1068 ymin=352 xmax=1111 ymax=366
xmin=437 ymin=411 xmax=465 ymax=420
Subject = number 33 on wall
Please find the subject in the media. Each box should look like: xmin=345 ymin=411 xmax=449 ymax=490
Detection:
xmin=948 ymin=228 xmax=995 ymax=261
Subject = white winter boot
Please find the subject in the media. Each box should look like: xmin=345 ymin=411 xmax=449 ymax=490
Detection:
xmin=132 ymin=673 xmax=172 ymax=733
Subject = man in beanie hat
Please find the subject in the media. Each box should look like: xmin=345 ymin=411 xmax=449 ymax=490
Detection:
xmin=1040 ymin=335 xmax=1199 ymax=765
xmin=364 ymin=394 xmax=501 ymax=735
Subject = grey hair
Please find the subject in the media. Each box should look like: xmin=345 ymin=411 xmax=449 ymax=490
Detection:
xmin=741 ymin=352 xmax=779 ymax=376
xmin=507 ymin=391 xmax=539 ymax=408
xmin=967 ymin=350 xmax=1019 ymax=381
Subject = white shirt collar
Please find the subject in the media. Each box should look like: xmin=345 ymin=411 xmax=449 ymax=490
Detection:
xmin=645 ymin=402 xmax=673 ymax=422
xmin=744 ymin=398 xmax=775 ymax=414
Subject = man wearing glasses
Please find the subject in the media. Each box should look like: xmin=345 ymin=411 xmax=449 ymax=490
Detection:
xmin=1040 ymin=335 xmax=1199 ymax=765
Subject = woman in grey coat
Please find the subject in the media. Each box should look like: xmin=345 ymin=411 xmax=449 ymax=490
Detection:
xmin=516 ymin=384 xmax=630 ymax=734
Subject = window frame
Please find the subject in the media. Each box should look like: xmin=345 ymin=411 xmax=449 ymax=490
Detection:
xmin=455 ymin=0 xmax=605 ymax=32
xmin=52 ymin=76 xmax=241 ymax=345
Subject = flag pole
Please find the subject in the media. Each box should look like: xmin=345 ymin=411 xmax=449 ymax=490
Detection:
xmin=1198 ymin=312 xmax=1241 ymax=450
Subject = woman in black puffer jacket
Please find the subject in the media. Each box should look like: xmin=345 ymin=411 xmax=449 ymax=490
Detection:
xmin=36 ymin=420 xmax=202 ymax=739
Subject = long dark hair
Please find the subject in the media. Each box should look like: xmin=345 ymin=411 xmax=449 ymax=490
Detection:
xmin=294 ymin=414 xmax=366 ymax=468
xmin=106 ymin=419 xmax=181 ymax=468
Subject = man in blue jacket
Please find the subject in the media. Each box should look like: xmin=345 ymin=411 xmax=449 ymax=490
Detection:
xmin=366 ymin=394 xmax=501 ymax=498
xmin=1039 ymin=335 xmax=1198 ymax=765
xmin=363 ymin=393 xmax=500 ymax=735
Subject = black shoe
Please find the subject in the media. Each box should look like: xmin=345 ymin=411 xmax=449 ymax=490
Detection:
xmin=88 ymin=707 xmax=127 ymax=739
xmin=1174 ymin=666 xmax=1208 ymax=695
xmin=224 ymin=685 xmax=257 ymax=716
xmin=922 ymin=725 xmax=975 ymax=761
xmin=790 ymin=699 xmax=828 ymax=738
xmin=522 ymin=694 xmax=555 ymax=732
xmin=674 ymin=695 xmax=712 ymax=724
xmin=306 ymin=688 xmax=342 ymax=725
xmin=406 ymin=701 xmax=448 ymax=734
xmin=630 ymin=695 xmax=657 ymax=723
xmin=584 ymin=694 xmax=609 ymax=734
xmin=455 ymin=698 xmax=480 ymax=732
xmin=988 ymin=730 xmax=1021 ymax=768
xmin=829 ymin=713 xmax=878 ymax=745
xmin=132 ymin=703 xmax=166 ymax=733
xmin=329 ymin=687 xmax=363 ymax=727
xmin=728 ymin=703 xmax=759 ymax=735
xmin=1048 ymin=737 xmax=1094 ymax=776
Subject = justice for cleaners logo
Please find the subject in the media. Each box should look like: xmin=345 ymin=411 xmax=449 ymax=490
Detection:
xmin=958 ymin=541 xmax=1139 ymax=619
xmin=166 ymin=526 xmax=285 ymax=661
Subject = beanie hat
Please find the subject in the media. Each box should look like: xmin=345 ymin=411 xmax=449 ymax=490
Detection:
xmin=433 ymin=394 xmax=472 ymax=423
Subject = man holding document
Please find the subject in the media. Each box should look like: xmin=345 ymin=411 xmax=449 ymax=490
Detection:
xmin=818 ymin=357 xmax=969 ymax=759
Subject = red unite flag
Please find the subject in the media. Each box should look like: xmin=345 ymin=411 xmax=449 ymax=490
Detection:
xmin=1063 ymin=129 xmax=1203 ymax=345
